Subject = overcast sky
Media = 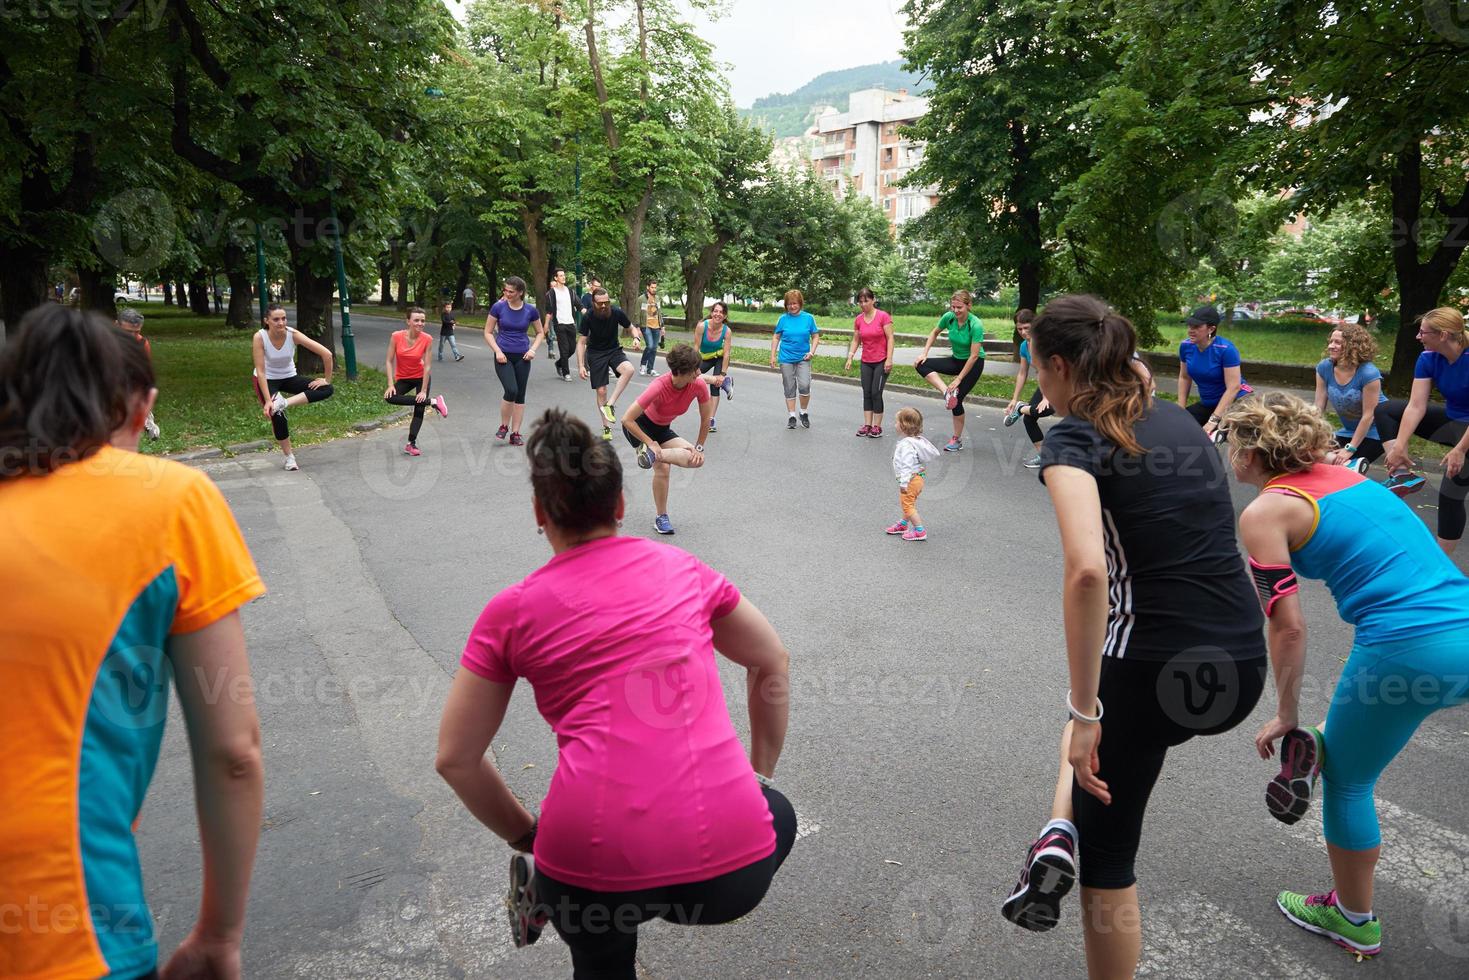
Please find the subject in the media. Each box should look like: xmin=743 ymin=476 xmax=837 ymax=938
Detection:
xmin=443 ymin=1 xmax=910 ymax=108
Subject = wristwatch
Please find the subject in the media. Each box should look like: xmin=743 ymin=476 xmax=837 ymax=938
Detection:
xmin=695 ymin=444 xmax=704 ymax=452
xmin=1342 ymin=443 xmax=1357 ymax=455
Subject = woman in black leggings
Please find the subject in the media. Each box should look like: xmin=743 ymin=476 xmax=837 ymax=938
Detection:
xmin=844 ymin=287 xmax=895 ymax=437
xmin=484 ymin=275 xmax=543 ymax=446
xmin=999 ymin=295 xmax=1265 ymax=979
xmin=1004 ymin=309 xmax=1055 ymax=468
xmin=1378 ymin=306 xmax=1469 ymax=555
xmin=914 ymin=290 xmax=985 ymax=452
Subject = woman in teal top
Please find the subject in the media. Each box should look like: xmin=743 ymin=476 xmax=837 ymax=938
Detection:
xmin=916 ymin=289 xmax=986 ymax=451
xmin=697 ymin=302 xmax=735 ymax=431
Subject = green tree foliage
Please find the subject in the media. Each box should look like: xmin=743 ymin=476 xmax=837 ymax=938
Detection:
xmin=924 ymin=260 xmax=973 ymax=301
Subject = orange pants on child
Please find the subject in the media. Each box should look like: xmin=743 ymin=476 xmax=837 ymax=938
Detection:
xmin=900 ymin=475 xmax=924 ymax=523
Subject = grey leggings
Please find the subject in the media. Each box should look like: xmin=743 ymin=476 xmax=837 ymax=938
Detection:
xmin=780 ymin=361 xmax=812 ymax=400
xmin=860 ymin=360 xmax=889 ymax=414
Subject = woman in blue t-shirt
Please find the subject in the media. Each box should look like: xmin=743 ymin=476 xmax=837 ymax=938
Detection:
xmin=1177 ymin=305 xmax=1252 ymax=440
xmin=1313 ymin=324 xmax=1392 ymax=471
xmin=769 ymin=289 xmax=820 ymax=429
xmin=1378 ymin=307 xmax=1469 ymax=555
xmin=484 ymin=275 xmax=544 ymax=446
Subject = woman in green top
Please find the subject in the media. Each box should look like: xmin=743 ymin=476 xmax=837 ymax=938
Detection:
xmin=916 ymin=289 xmax=987 ymax=451
xmin=697 ymin=301 xmax=736 ymax=431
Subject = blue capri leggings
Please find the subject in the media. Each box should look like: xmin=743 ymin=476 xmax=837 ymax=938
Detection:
xmin=1321 ymin=627 xmax=1469 ymax=850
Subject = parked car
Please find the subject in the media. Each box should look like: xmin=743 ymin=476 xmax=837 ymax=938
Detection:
xmin=1227 ymin=308 xmax=1262 ymax=321
xmin=1270 ymin=308 xmax=1344 ymax=326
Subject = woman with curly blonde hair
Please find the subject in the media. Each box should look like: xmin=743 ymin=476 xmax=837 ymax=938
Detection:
xmin=1313 ymin=324 xmax=1392 ymax=472
xmin=1225 ymin=391 xmax=1469 ymax=960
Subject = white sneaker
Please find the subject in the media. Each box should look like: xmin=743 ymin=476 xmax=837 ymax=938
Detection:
xmin=283 ymin=454 xmax=299 ymax=471
xmin=648 ymin=368 xmax=660 ymax=377
xmin=638 ymin=366 xmax=648 ymax=376
xmin=271 ymin=392 xmax=289 ymax=415
xmin=143 ymin=413 xmax=160 ymax=440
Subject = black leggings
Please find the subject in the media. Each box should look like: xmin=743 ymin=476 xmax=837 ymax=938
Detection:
xmin=1335 ymin=434 xmax=1386 ymax=464
xmin=700 ymin=355 xmax=725 ymax=397
xmin=1022 ymin=387 xmax=1055 ymax=445
xmin=496 ymin=357 xmax=533 ymax=404
xmin=1183 ymin=400 xmax=1216 ymax=426
xmin=1378 ymin=399 xmax=1469 ymax=541
xmin=534 ymin=786 xmax=797 ymax=980
xmin=914 ymin=355 xmax=984 ymax=416
xmin=1074 ymin=651 xmax=1266 ymax=890
xmin=860 ymin=360 xmax=889 ymax=414
xmin=265 ymin=374 xmax=334 ymax=442
xmin=555 ymin=323 xmax=578 ymax=377
xmin=384 ymin=378 xmax=431 ymax=445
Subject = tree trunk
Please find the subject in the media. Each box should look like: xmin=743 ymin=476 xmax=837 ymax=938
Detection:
xmin=683 ymin=234 xmax=731 ymax=326
xmin=520 ymin=205 xmax=550 ymax=302
xmin=162 ymin=281 xmax=174 ymax=306
xmin=394 ymin=240 xmax=409 ymax=311
xmin=0 ymin=244 xmax=49 ymax=339
xmin=621 ymin=175 xmax=656 ymax=311
xmin=223 ymin=242 xmax=256 ymax=328
xmin=379 ymin=258 xmax=395 ymax=306
xmin=188 ymin=270 xmax=211 ymax=315
xmin=291 ymin=261 xmax=337 ymax=375
xmin=478 ymin=248 xmax=500 ymax=305
xmin=282 ymin=272 xmax=295 ymax=303
xmin=174 ymin=281 xmax=190 ymax=306
xmin=77 ymin=266 xmax=117 ymax=319
xmin=1386 ymin=141 xmax=1469 ymax=394
xmin=453 ymin=253 xmax=472 ymax=311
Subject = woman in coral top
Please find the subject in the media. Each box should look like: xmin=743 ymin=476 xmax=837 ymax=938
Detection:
xmin=436 ymin=409 xmax=795 ymax=978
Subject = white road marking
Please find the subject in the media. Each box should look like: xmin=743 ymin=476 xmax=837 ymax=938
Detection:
xmin=1138 ymin=894 xmax=1332 ymax=979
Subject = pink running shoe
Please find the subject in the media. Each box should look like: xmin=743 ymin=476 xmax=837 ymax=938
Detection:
xmin=902 ymin=526 xmax=928 ymax=541
xmin=857 ymin=424 xmax=873 ymax=437
xmin=868 ymin=426 xmax=882 ymax=438
xmin=944 ymin=388 xmax=958 ymax=410
xmin=434 ymin=395 xmax=448 ymax=418
xmin=510 ymin=432 xmax=524 ymax=446
xmin=495 ymin=424 xmax=509 ymax=440
xmin=885 ymin=520 xmax=908 ymax=535
xmin=403 ymin=443 xmax=421 ymax=457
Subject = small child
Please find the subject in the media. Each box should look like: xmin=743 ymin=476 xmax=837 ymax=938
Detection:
xmin=888 ymin=406 xmax=940 ymax=541
xmin=438 ymin=301 xmax=464 ymax=361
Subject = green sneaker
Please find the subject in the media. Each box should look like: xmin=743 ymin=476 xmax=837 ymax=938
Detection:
xmin=1277 ymin=889 xmax=1381 ymax=958
xmin=1266 ymin=726 xmax=1324 ymax=825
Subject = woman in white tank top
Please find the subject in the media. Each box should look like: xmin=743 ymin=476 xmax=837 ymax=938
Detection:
xmin=251 ymin=304 xmax=335 ymax=471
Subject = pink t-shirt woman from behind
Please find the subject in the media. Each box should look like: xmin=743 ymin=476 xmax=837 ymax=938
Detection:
xmin=854 ymin=309 xmax=894 ymax=363
xmin=460 ymin=536 xmax=775 ymax=891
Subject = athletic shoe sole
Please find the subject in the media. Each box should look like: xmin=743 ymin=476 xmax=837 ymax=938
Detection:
xmin=1267 ymin=728 xmax=1320 ymax=825
xmin=1276 ymin=898 xmax=1380 ymax=957
xmin=1002 ymin=848 xmax=1076 ymax=933
xmin=507 ymin=853 xmax=544 ymax=948
xmin=1386 ymin=474 xmax=1427 ymax=497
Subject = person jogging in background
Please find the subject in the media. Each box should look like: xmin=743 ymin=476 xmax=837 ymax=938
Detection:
xmin=915 ymin=290 xmax=985 ymax=452
xmin=1225 ymin=392 xmax=1469 ymax=959
xmin=886 ymin=407 xmax=939 ymax=540
xmin=637 ymin=280 xmax=664 ymax=375
xmin=1003 ymin=309 xmax=1053 ymax=468
xmin=771 ymin=289 xmax=820 ymax=429
xmin=845 ymin=287 xmax=894 ymax=437
xmin=1313 ymin=324 xmax=1389 ymax=472
xmin=622 ymin=344 xmax=714 ymax=535
xmin=1000 ymin=295 xmax=1265 ymax=980
xmin=580 ymin=276 xmax=602 ymax=316
xmin=1376 ymin=307 xmax=1469 ymax=556
xmin=485 ymin=276 xmax=544 ymax=447
xmin=543 ymin=268 xmax=579 ymax=381
xmin=384 ymin=307 xmax=449 ymax=457
xmin=438 ymin=301 xmax=465 ymax=362
xmin=1177 ymin=304 xmax=1253 ymax=440
xmin=252 ymin=303 xmax=336 ymax=472
xmin=578 ymin=288 xmax=638 ymax=441
xmin=696 ymin=301 xmax=736 ymax=432
xmin=1 ymin=305 xmax=267 ymax=980
xmin=115 ymin=307 xmax=160 ymax=439
xmin=437 ymin=408 xmax=794 ymax=978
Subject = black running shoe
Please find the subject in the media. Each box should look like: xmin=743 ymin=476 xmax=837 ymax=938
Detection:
xmin=787 ymin=416 xmax=797 ymax=429
xmin=800 ymin=412 xmax=810 ymax=428
xmin=1001 ymin=828 xmax=1077 ymax=932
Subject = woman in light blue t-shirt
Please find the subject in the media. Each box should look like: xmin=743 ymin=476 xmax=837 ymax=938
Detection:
xmin=769 ymin=288 xmax=820 ymax=429
xmin=1312 ymin=324 xmax=1392 ymax=470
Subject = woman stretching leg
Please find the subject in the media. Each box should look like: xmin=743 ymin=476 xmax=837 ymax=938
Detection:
xmin=915 ymin=290 xmax=985 ymax=451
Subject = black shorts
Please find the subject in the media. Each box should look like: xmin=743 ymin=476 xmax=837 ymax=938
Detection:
xmin=588 ymin=347 xmax=628 ymax=389
xmin=624 ymin=417 xmax=678 ymax=448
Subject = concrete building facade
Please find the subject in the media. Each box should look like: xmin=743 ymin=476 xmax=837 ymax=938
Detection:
xmin=809 ymin=88 xmax=940 ymax=235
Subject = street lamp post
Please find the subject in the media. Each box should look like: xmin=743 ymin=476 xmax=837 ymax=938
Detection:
xmin=254 ymin=223 xmax=268 ymax=321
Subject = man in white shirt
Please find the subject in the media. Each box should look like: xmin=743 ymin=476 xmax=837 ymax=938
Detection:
xmin=462 ymin=285 xmax=476 ymax=314
xmin=543 ymin=267 xmax=579 ymax=382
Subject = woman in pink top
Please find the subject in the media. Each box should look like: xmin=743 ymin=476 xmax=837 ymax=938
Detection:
xmin=844 ymin=287 xmax=896 ymax=437
xmin=436 ymin=409 xmax=794 ymax=978
xmin=621 ymin=343 xmax=715 ymax=535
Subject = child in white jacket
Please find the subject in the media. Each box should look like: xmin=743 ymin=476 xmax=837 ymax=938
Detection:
xmin=887 ymin=406 xmax=940 ymax=540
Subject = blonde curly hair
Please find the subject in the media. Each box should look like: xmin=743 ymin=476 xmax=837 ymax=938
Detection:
xmin=1222 ymin=392 xmax=1337 ymax=475
xmin=1326 ymin=324 xmax=1378 ymax=369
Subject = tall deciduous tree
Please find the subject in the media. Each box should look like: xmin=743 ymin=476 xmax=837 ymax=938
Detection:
xmin=901 ymin=0 xmax=1114 ymax=314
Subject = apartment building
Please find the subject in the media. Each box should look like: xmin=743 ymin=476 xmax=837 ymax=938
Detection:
xmin=809 ymin=88 xmax=940 ymax=235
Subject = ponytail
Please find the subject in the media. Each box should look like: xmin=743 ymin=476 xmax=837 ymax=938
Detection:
xmin=1031 ymin=295 xmax=1149 ymax=455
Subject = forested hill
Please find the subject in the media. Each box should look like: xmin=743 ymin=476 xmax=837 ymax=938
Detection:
xmin=739 ymin=60 xmax=929 ymax=138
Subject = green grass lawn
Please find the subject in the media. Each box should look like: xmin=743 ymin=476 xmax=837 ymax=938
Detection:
xmin=128 ymin=304 xmax=391 ymax=455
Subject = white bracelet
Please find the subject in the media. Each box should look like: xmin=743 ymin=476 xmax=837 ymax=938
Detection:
xmin=1067 ymin=690 xmax=1103 ymax=724
xmin=754 ymin=772 xmax=774 ymax=789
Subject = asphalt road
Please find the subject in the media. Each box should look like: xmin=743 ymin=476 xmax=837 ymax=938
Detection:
xmin=136 ymin=312 xmax=1469 ymax=978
